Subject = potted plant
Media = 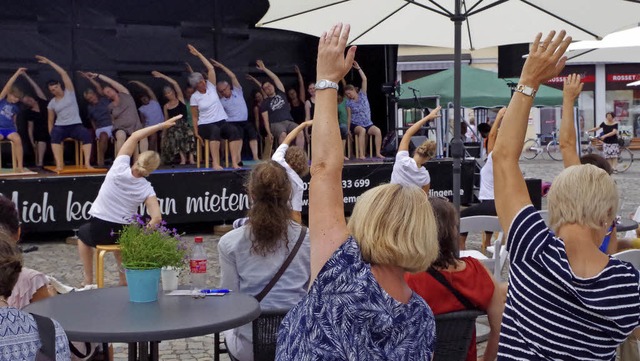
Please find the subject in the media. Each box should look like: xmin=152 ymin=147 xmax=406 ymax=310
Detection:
xmin=116 ymin=214 xmax=188 ymax=302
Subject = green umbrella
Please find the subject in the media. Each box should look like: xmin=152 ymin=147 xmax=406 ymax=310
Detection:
xmin=398 ymin=66 xmax=563 ymax=109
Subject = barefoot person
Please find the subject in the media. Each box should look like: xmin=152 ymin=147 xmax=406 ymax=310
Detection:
xmin=77 ymin=115 xmax=181 ymax=287
xmin=37 ymin=56 xmax=93 ymax=171
xmin=0 ymin=68 xmax=26 ymax=172
xmin=78 ymin=71 xmax=113 ymax=167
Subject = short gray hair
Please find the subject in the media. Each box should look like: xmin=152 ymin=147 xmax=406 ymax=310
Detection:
xmin=188 ymin=72 xmax=204 ymax=88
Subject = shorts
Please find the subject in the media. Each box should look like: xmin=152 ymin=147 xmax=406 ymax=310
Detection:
xmin=0 ymin=128 xmax=17 ymax=139
xmin=51 ymin=124 xmax=93 ymax=145
xmin=229 ymin=121 xmax=258 ymax=140
xmin=78 ymin=217 xmax=126 ymax=248
xmin=198 ymin=120 xmax=241 ymax=141
xmin=602 ymin=143 xmax=619 ymax=159
xmin=270 ymin=120 xmax=298 ymax=137
xmin=339 ymin=124 xmax=348 ymax=140
xmin=95 ymin=125 xmax=113 ymax=138
xmin=350 ymin=123 xmax=374 ymax=133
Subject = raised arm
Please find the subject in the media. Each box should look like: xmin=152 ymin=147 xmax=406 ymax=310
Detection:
xmin=353 ymin=61 xmax=367 ymax=94
xmin=78 ymin=72 xmax=104 ymax=96
xmin=119 ymin=115 xmax=181 ymax=157
xmin=309 ymin=24 xmax=357 ymax=284
xmin=560 ymin=74 xmax=583 ymax=168
xmin=187 ymin=44 xmax=216 ymax=85
xmin=95 ymin=73 xmax=130 ymax=95
xmin=35 ymin=56 xmax=74 ymax=92
xmin=399 ymin=106 xmax=441 ymax=151
xmin=129 ymin=80 xmax=157 ymax=101
xmin=294 ymin=65 xmax=306 ymax=103
xmin=151 ymin=71 xmax=184 ymax=103
xmin=487 ymin=107 xmax=506 ymax=153
xmin=493 ymin=30 xmax=571 ymax=233
xmin=185 ymin=62 xmax=194 ymax=74
xmin=0 ymin=68 xmax=26 ymax=100
xmin=246 ymin=74 xmax=267 ymax=98
xmin=256 ymin=60 xmax=285 ymax=92
xmin=20 ymin=70 xmax=47 ymax=100
xmin=210 ymin=59 xmax=240 ymax=89
xmin=283 ymin=121 xmax=312 ymax=146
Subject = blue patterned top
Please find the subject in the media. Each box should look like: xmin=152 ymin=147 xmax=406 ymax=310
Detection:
xmin=345 ymin=91 xmax=373 ymax=128
xmin=276 ymin=237 xmax=435 ymax=360
xmin=0 ymin=307 xmax=71 ymax=361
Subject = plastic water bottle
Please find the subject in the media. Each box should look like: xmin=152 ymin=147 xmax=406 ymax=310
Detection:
xmin=190 ymin=236 xmax=207 ymax=298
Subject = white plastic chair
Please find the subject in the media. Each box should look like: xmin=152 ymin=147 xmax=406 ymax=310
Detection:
xmin=613 ymin=249 xmax=640 ymax=269
xmin=539 ymin=210 xmax=549 ymax=226
xmin=459 ymin=216 xmax=507 ymax=281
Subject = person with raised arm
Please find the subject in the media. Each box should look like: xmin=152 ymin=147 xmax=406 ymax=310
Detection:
xmin=152 ymin=71 xmax=195 ymax=165
xmin=212 ymin=59 xmax=259 ymax=162
xmin=287 ymin=65 xmax=306 ymax=124
xmin=19 ymin=70 xmax=50 ymax=168
xmin=76 ymin=115 xmax=180 ymax=287
xmin=78 ymin=71 xmax=113 ymax=167
xmin=272 ymin=120 xmax=311 ymax=225
xmin=130 ymin=80 xmax=165 ymax=153
xmin=0 ymin=68 xmax=26 ymax=172
xmin=390 ymin=106 xmax=440 ymax=193
xmin=345 ymin=61 xmax=384 ymax=159
xmin=492 ymin=31 xmax=640 ymax=360
xmin=187 ymin=44 xmax=240 ymax=170
xmin=256 ymin=60 xmax=304 ymax=148
xmin=36 ymin=56 xmax=93 ymax=171
xmin=87 ymin=72 xmax=146 ymax=157
xmin=276 ymin=24 xmax=439 ymax=361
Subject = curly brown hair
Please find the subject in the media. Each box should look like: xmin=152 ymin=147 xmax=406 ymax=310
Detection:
xmin=284 ymin=146 xmax=309 ymax=177
xmin=0 ymin=235 xmax=22 ymax=298
xmin=428 ymin=197 xmax=460 ymax=270
xmin=247 ymin=161 xmax=292 ymax=256
xmin=415 ymin=140 xmax=436 ymax=159
xmin=0 ymin=195 xmax=19 ymax=237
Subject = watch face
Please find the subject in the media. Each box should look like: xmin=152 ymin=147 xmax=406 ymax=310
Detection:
xmin=317 ymin=80 xmax=327 ymax=88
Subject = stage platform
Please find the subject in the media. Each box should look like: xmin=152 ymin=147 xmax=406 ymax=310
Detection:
xmin=0 ymin=158 xmax=540 ymax=233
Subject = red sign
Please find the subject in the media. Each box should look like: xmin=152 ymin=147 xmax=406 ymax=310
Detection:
xmin=607 ymin=74 xmax=640 ymax=82
xmin=547 ymin=75 xmax=596 ymax=84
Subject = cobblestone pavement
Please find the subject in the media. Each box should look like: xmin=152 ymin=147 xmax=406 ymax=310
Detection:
xmin=20 ymin=154 xmax=640 ymax=360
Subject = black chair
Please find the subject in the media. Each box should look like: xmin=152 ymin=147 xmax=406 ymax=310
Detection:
xmin=433 ymin=310 xmax=484 ymax=361
xmin=252 ymin=309 xmax=289 ymax=361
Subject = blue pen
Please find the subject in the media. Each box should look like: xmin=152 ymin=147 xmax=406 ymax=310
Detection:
xmin=200 ymin=289 xmax=231 ymax=294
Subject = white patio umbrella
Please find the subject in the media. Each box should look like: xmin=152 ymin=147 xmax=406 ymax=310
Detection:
xmin=629 ymin=80 xmax=640 ymax=86
xmin=567 ymin=26 xmax=640 ymax=64
xmin=257 ymin=0 xmax=640 ymax=211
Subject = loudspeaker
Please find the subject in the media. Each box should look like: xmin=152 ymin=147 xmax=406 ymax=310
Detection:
xmin=498 ymin=43 xmax=529 ymax=79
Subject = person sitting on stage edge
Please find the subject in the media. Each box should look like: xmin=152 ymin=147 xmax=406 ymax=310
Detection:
xmin=272 ymin=121 xmax=311 ymax=225
xmin=276 ymin=23 xmax=439 ymax=361
xmin=256 ymin=60 xmax=305 ymax=149
xmin=219 ymin=160 xmax=310 ymax=361
xmin=188 ymin=44 xmax=241 ymax=169
xmin=345 ymin=61 xmax=384 ymax=159
xmin=88 ymin=72 xmax=146 ymax=158
xmin=0 ymin=235 xmax=71 ymax=361
xmin=390 ymin=106 xmax=440 ymax=193
xmin=77 ymin=115 xmax=180 ymax=287
xmin=0 ymin=68 xmax=26 ymax=173
xmin=20 ymin=70 xmax=51 ymax=168
xmin=130 ymin=80 xmax=165 ymax=153
xmin=405 ymin=197 xmax=505 ymax=361
xmin=37 ymin=56 xmax=94 ymax=171
xmin=213 ymin=59 xmax=260 ymax=162
xmin=79 ymin=71 xmax=114 ymax=167
xmin=493 ymin=30 xmax=640 ymax=360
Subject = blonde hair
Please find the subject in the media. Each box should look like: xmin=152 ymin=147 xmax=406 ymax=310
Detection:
xmin=9 ymin=87 xmax=23 ymax=99
xmin=134 ymin=151 xmax=161 ymax=177
xmin=415 ymin=140 xmax=436 ymax=159
xmin=547 ymin=164 xmax=618 ymax=233
xmin=284 ymin=146 xmax=309 ymax=177
xmin=348 ymin=184 xmax=439 ymax=272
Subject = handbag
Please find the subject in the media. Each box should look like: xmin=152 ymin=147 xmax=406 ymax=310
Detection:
xmin=254 ymin=226 xmax=307 ymax=302
xmin=427 ymin=268 xmax=478 ymax=310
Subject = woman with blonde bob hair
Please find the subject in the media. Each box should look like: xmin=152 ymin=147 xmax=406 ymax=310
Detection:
xmin=277 ymin=24 xmax=440 ymax=361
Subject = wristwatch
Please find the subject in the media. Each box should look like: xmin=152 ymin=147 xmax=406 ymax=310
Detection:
xmin=315 ymin=79 xmax=339 ymax=91
xmin=514 ymin=84 xmax=537 ymax=98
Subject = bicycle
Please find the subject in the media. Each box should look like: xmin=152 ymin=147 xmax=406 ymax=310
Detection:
xmin=522 ymin=130 xmax=562 ymax=161
xmin=583 ymin=131 xmax=634 ymax=173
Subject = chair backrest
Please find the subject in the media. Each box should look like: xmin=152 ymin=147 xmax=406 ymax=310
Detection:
xmin=459 ymin=216 xmax=502 ymax=234
xmin=433 ymin=310 xmax=484 ymax=361
xmin=613 ymin=249 xmax=640 ymax=269
xmin=539 ymin=210 xmax=549 ymax=226
xmin=252 ymin=309 xmax=289 ymax=361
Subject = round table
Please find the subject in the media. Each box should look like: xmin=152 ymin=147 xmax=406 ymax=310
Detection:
xmin=24 ymin=287 xmax=260 ymax=361
xmin=617 ymin=218 xmax=639 ymax=233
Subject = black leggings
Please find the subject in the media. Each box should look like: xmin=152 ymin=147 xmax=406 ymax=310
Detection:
xmin=459 ymin=200 xmax=496 ymax=236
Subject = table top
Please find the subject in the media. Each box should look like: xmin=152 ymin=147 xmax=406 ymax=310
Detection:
xmin=24 ymin=287 xmax=260 ymax=343
xmin=617 ymin=218 xmax=639 ymax=233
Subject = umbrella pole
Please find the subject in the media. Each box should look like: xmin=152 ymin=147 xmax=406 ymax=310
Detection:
xmin=451 ymin=0 xmax=464 ymax=219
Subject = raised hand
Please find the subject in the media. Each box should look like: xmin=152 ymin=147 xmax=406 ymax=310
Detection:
xmin=35 ymin=55 xmax=50 ymax=64
xmin=426 ymin=105 xmax=441 ymax=120
xmin=16 ymin=67 xmax=27 ymax=75
xmin=294 ymin=65 xmax=301 ymax=74
xmin=352 ymin=61 xmax=361 ymax=70
xmin=520 ymin=30 xmax=572 ymax=88
xmin=317 ymin=24 xmax=357 ymax=83
xmin=209 ymin=59 xmax=222 ymax=68
xmin=256 ymin=60 xmax=266 ymax=71
xmin=163 ymin=114 xmax=182 ymax=129
xmin=185 ymin=62 xmax=194 ymax=73
xmin=563 ymin=74 xmax=583 ymax=101
xmin=151 ymin=71 xmax=163 ymax=78
xmin=187 ymin=44 xmax=201 ymax=57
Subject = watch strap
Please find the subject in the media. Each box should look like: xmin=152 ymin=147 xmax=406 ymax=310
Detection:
xmin=515 ymin=84 xmax=537 ymax=98
xmin=315 ymin=79 xmax=339 ymax=91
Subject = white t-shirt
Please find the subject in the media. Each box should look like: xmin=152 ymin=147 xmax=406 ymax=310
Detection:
xmin=220 ymin=87 xmax=248 ymax=122
xmin=47 ymin=90 xmax=83 ymax=126
xmin=390 ymin=150 xmax=430 ymax=187
xmin=89 ymin=155 xmax=156 ymax=223
xmin=272 ymin=144 xmax=304 ymax=212
xmin=478 ymin=152 xmax=494 ymax=201
xmin=189 ymin=80 xmax=227 ymax=125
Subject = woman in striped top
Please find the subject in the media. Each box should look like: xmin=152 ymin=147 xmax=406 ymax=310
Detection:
xmin=492 ymin=30 xmax=640 ymax=360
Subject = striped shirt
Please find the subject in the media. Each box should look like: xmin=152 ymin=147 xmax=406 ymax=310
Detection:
xmin=498 ymin=206 xmax=640 ymax=360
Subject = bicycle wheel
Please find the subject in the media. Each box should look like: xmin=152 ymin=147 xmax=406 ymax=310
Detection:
xmin=546 ymin=140 xmax=563 ymax=161
xmin=615 ymin=147 xmax=634 ymax=173
xmin=521 ymin=139 xmax=539 ymax=160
